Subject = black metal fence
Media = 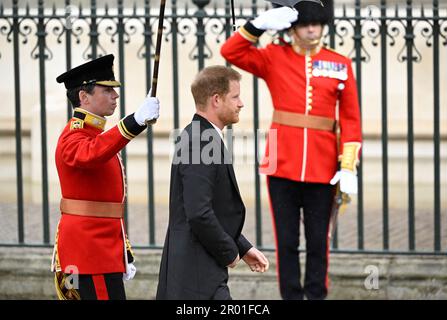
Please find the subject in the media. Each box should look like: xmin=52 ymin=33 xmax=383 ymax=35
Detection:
xmin=0 ymin=0 xmax=445 ymax=255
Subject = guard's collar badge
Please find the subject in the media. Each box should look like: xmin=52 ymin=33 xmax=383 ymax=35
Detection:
xmin=72 ymin=108 xmax=107 ymax=130
xmin=70 ymin=119 xmax=84 ymax=130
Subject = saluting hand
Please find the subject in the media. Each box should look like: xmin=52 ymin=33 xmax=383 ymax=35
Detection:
xmin=252 ymin=7 xmax=299 ymax=31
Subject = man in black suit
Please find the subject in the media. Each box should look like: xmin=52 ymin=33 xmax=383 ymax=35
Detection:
xmin=156 ymin=65 xmax=269 ymax=300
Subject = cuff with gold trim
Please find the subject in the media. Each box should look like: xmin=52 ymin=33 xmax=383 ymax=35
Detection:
xmin=239 ymin=22 xmax=265 ymax=43
xmin=118 ymin=113 xmax=146 ymax=140
xmin=340 ymin=142 xmax=362 ymax=173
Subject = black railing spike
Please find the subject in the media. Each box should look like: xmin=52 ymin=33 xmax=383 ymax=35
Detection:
xmin=26 ymin=2 xmax=30 ymax=15
xmin=395 ymin=3 xmax=398 ymax=18
xmin=79 ymin=2 xmax=83 ymax=17
xmin=38 ymin=0 xmax=44 ymax=14
xmin=133 ymin=1 xmax=137 ymax=15
xmin=343 ymin=3 xmax=346 ymax=16
xmin=0 ymin=3 xmax=3 ymax=15
xmin=421 ymin=4 xmax=425 ymax=18
xmin=52 ymin=2 xmax=56 ymax=15
xmin=407 ymin=0 xmax=412 ymax=16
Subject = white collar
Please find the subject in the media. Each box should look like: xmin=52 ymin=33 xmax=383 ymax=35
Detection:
xmin=209 ymin=120 xmax=224 ymax=141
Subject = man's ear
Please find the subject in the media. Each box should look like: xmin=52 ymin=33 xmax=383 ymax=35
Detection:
xmin=210 ymin=93 xmax=220 ymax=108
xmin=79 ymin=90 xmax=89 ymax=106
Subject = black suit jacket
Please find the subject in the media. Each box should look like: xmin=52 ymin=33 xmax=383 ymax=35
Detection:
xmin=156 ymin=114 xmax=252 ymax=300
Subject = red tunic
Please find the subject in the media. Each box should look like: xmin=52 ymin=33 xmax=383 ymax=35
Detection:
xmin=54 ymin=108 xmax=144 ymax=274
xmin=221 ymin=27 xmax=362 ymax=183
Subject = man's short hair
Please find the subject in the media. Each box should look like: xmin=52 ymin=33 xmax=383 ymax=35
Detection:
xmin=66 ymin=83 xmax=96 ymax=108
xmin=191 ymin=65 xmax=241 ymax=111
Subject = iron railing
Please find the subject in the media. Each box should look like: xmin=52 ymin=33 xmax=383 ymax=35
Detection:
xmin=0 ymin=0 xmax=445 ymax=255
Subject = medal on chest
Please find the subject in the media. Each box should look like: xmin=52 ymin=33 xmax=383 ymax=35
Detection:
xmin=312 ymin=60 xmax=348 ymax=81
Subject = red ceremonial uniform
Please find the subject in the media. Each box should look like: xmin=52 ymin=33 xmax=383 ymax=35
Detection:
xmin=221 ymin=28 xmax=362 ymax=183
xmin=54 ymin=108 xmax=143 ymax=275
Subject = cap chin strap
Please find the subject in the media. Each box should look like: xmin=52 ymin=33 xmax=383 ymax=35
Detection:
xmin=296 ymin=35 xmax=322 ymax=50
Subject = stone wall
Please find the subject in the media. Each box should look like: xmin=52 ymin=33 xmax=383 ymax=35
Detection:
xmin=1 ymin=247 xmax=446 ymax=300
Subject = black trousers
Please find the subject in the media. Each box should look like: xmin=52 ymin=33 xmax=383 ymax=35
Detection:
xmin=267 ymin=176 xmax=334 ymax=300
xmin=76 ymin=273 xmax=126 ymax=300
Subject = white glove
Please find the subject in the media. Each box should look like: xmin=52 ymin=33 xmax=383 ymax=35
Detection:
xmin=252 ymin=7 xmax=299 ymax=31
xmin=123 ymin=262 xmax=137 ymax=281
xmin=134 ymin=90 xmax=160 ymax=126
xmin=330 ymin=169 xmax=358 ymax=194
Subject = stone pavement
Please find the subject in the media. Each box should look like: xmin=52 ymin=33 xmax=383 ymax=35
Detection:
xmin=1 ymin=201 xmax=446 ymax=300
xmin=1 ymin=246 xmax=447 ymax=300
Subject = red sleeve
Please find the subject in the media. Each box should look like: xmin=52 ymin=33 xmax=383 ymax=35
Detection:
xmin=220 ymin=29 xmax=271 ymax=79
xmin=59 ymin=125 xmax=130 ymax=169
xmin=59 ymin=113 xmax=146 ymax=168
xmin=339 ymin=60 xmax=362 ymax=153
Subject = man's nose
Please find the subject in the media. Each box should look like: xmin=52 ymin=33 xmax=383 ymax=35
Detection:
xmin=307 ymin=23 xmax=317 ymax=31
